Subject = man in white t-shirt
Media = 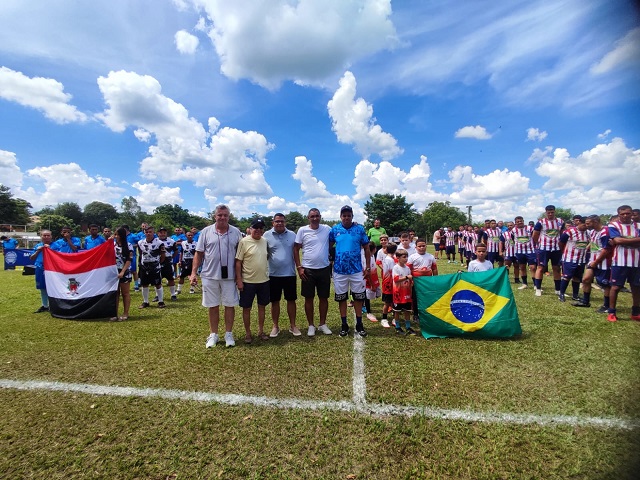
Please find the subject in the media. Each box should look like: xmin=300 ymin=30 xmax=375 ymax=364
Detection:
xmin=293 ymin=208 xmax=333 ymax=336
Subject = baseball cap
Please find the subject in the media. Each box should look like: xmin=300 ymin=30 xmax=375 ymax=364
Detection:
xmin=251 ymin=218 xmax=266 ymax=228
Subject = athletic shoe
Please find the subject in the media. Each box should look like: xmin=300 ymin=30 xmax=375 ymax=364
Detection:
xmin=157 ymin=302 xmax=166 ymax=309
xmin=318 ymin=324 xmax=332 ymax=335
xmin=355 ymin=325 xmax=367 ymax=337
xmin=535 ymin=289 xmax=542 ymax=297
xmin=139 ymin=302 xmax=150 ymax=309
xmin=205 ymin=333 xmax=219 ymax=348
xmin=607 ymin=313 xmax=618 ymax=322
xmin=571 ymin=301 xmax=591 ymax=307
xmin=153 ymin=295 xmax=159 ymax=302
xmin=380 ymin=319 xmax=390 ymax=328
xmin=514 ymin=279 xmax=521 ymax=284
xmin=34 ymin=306 xmax=49 ymax=313
xmin=395 ymin=327 xmax=405 ymax=334
xmin=269 ymin=327 xmax=280 ymax=338
xmin=405 ymin=327 xmax=417 ymax=336
xmin=447 ymin=260 xmax=451 ymax=264
xmin=134 ymin=287 xmax=140 ymax=292
xmin=224 ymin=331 xmax=235 ymax=347
xmin=288 ymin=327 xmax=302 ymax=337
xmin=307 ymin=325 xmax=316 ymax=337
xmin=171 ymin=295 xmax=177 ymax=301
xmin=558 ymin=294 xmax=565 ymax=303
xmin=367 ymin=313 xmax=378 ymax=322
xmin=571 ymin=295 xmax=581 ymax=302
xmin=596 ymin=306 xmax=610 ymax=314
xmin=517 ymin=284 xmax=528 ymax=290
xmin=392 ymin=319 xmax=397 ymax=327
xmin=189 ymin=288 xmax=195 ymax=294
xmin=631 ymin=315 xmax=640 ymax=322
xmin=339 ymin=326 xmax=350 ymax=337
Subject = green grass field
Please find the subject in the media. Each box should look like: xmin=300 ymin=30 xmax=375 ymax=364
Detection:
xmin=1 ymin=251 xmax=639 ymax=479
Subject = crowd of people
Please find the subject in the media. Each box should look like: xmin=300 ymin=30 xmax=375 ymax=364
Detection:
xmin=25 ymin=203 xmax=640 ymax=345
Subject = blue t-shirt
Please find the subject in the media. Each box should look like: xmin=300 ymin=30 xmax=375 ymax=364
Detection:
xmin=2 ymin=238 xmax=18 ymax=250
xmin=84 ymin=235 xmax=106 ymax=250
xmin=33 ymin=242 xmax=46 ymax=268
xmin=51 ymin=236 xmax=81 ymax=253
xmin=329 ymin=223 xmax=369 ymax=275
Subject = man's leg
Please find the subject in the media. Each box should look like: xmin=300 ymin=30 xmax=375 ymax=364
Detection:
xmin=304 ymin=297 xmax=315 ymax=326
xmin=208 ymin=306 xmax=220 ymax=333
xmin=257 ymin=304 xmax=266 ymax=337
xmin=286 ymin=299 xmax=297 ymax=330
xmin=271 ymin=301 xmax=280 ymax=330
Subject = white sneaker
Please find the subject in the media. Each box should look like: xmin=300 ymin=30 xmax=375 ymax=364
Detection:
xmin=535 ymin=289 xmax=542 ymax=297
xmin=307 ymin=325 xmax=316 ymax=336
xmin=189 ymin=288 xmax=195 ymax=294
xmin=366 ymin=313 xmax=377 ymax=322
xmin=205 ymin=333 xmax=219 ymax=348
xmin=269 ymin=327 xmax=280 ymax=338
xmin=380 ymin=319 xmax=390 ymax=328
xmin=318 ymin=324 xmax=332 ymax=335
xmin=224 ymin=331 xmax=235 ymax=347
xmin=517 ymin=284 xmax=528 ymax=290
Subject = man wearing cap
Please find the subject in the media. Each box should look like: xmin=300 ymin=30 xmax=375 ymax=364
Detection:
xmin=264 ymin=213 xmax=301 ymax=337
xmin=329 ymin=205 xmax=371 ymax=337
xmin=294 ymin=208 xmax=333 ymax=336
xmin=235 ymin=218 xmax=270 ymax=343
xmin=190 ymin=204 xmax=243 ymax=348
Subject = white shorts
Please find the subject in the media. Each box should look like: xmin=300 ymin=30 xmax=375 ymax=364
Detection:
xmin=333 ymin=272 xmax=366 ymax=296
xmin=201 ymin=278 xmax=239 ymax=308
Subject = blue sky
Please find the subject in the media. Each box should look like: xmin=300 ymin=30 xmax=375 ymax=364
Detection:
xmin=1 ymin=0 xmax=639 ymax=222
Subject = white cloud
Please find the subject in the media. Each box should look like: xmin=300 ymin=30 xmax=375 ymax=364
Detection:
xmin=526 ymin=127 xmax=547 ymax=142
xmin=454 ymin=125 xmax=492 ymax=140
xmin=597 ymin=129 xmax=611 ymax=140
xmin=174 ymin=29 xmax=199 ymax=55
xmin=132 ymin=182 xmax=183 ymax=213
xmin=0 ymin=67 xmax=87 ymax=123
xmin=190 ymin=0 xmax=397 ymax=88
xmin=591 ymin=27 xmax=640 ymax=75
xmin=448 ymin=166 xmax=530 ymax=203
xmin=96 ymin=70 xmax=274 ymax=198
xmin=327 ymin=71 xmax=403 ymax=160
xmin=0 ymin=150 xmax=24 ymax=188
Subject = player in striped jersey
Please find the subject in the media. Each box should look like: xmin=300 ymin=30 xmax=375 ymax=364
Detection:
xmin=532 ymin=205 xmax=565 ymax=297
xmin=444 ymin=226 xmax=457 ymax=263
xmin=501 ymin=221 xmax=520 ymax=284
xmin=457 ymin=225 xmax=466 ymax=264
xmin=573 ymin=215 xmax=611 ymax=311
xmin=557 ymin=216 xmax=589 ymax=302
xmin=512 ymin=216 xmax=536 ymax=290
xmin=604 ymin=205 xmax=640 ymax=322
xmin=484 ymin=219 xmax=502 ymax=266
xmin=464 ymin=225 xmax=479 ymax=268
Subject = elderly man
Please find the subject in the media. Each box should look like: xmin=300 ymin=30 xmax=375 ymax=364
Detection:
xmin=264 ymin=213 xmax=301 ymax=337
xmin=294 ymin=208 xmax=333 ymax=336
xmin=190 ymin=204 xmax=243 ymax=348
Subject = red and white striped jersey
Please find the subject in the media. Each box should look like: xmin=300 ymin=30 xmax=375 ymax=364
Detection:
xmin=457 ymin=230 xmax=466 ymax=248
xmin=560 ymin=228 xmax=589 ymax=264
xmin=484 ymin=228 xmax=501 ymax=253
xmin=608 ymin=221 xmax=640 ymax=267
xmin=502 ymin=229 xmax=516 ymax=257
xmin=512 ymin=226 xmax=535 ymax=254
xmin=589 ymin=226 xmax=610 ymax=270
xmin=466 ymin=231 xmax=479 ymax=251
xmin=444 ymin=230 xmax=456 ymax=247
xmin=535 ymin=218 xmax=564 ymax=251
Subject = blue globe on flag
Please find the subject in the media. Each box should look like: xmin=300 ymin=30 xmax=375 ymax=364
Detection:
xmin=450 ymin=290 xmax=485 ymax=323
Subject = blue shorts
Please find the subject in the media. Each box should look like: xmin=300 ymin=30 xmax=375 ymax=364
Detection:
xmin=537 ymin=249 xmax=562 ymax=268
xmin=487 ymin=252 xmax=500 ymax=264
xmin=239 ymin=281 xmax=271 ymax=308
xmin=35 ymin=267 xmax=46 ymax=290
xmin=515 ymin=252 xmax=536 ymax=266
xmin=593 ymin=268 xmax=610 ymax=287
xmin=610 ymin=266 xmax=640 ymax=288
xmin=561 ymin=262 xmax=585 ymax=280
xmin=458 ymin=246 xmax=465 ymax=254
xmin=130 ymin=253 xmax=137 ymax=272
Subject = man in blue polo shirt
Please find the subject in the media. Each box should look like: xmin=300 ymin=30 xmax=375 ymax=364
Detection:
xmin=50 ymin=226 xmax=81 ymax=253
xmin=329 ymin=205 xmax=371 ymax=337
xmin=84 ymin=224 xmax=106 ymax=249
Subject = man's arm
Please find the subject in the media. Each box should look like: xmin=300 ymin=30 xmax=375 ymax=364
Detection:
xmin=189 ymin=251 xmax=203 ymax=285
xmin=235 ymin=258 xmax=243 ymax=291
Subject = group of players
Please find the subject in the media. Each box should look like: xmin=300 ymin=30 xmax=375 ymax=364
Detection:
xmin=436 ymin=205 xmax=640 ymax=322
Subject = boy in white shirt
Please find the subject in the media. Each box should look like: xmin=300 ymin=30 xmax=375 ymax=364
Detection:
xmin=467 ymin=245 xmax=494 ymax=272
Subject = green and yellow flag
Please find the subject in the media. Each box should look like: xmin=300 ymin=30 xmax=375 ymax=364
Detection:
xmin=415 ymin=267 xmax=521 ymax=339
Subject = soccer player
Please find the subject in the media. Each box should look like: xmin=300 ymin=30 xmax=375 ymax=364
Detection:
xmin=392 ymin=248 xmax=416 ymax=335
xmin=457 ymin=225 xmax=466 ymax=264
xmin=501 ymin=221 xmax=520 ymax=284
xmin=380 ymin=243 xmax=398 ymax=328
xmin=573 ymin=215 xmax=611 ymax=311
xmin=604 ymin=205 xmax=640 ymax=322
xmin=512 ymin=216 xmax=536 ymax=290
xmin=532 ymin=205 xmax=565 ymax=297
xmin=84 ymin=224 xmax=106 ymax=250
xmin=137 ymin=225 xmax=166 ymax=309
xmin=29 ymin=230 xmax=52 ymax=313
xmin=177 ymin=231 xmax=197 ymax=294
xmin=464 ymin=224 xmax=479 ymax=266
xmin=444 ymin=226 xmax=456 ymax=263
xmin=157 ymin=227 xmax=178 ymax=301
xmin=484 ymin=219 xmax=502 ymax=266
xmin=557 ymin=216 xmax=589 ymax=302
xmin=50 ymin=226 xmax=81 ymax=253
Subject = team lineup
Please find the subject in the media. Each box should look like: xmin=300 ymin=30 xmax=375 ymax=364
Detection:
xmin=25 ymin=204 xmax=640 ymax=345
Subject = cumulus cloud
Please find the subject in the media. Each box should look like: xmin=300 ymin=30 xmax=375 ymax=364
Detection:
xmin=534 ymin=137 xmax=640 ymax=195
xmin=174 ymin=30 xmax=199 ymax=55
xmin=0 ymin=67 xmax=87 ymax=123
xmin=454 ymin=125 xmax=492 ymax=140
xmin=526 ymin=127 xmax=547 ymax=142
xmin=328 ymin=71 xmax=403 ymax=160
xmin=591 ymin=27 xmax=640 ymax=75
xmin=132 ymin=182 xmax=183 ymax=212
xmin=597 ymin=129 xmax=611 ymax=140
xmin=0 ymin=150 xmax=24 ymax=188
xmin=448 ymin=166 xmax=530 ymax=203
xmin=190 ymin=0 xmax=397 ymax=88
xmin=96 ymin=70 xmax=274 ymax=198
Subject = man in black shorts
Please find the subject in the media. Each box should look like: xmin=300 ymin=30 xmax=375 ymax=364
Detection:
xmin=137 ymin=225 xmax=166 ymax=309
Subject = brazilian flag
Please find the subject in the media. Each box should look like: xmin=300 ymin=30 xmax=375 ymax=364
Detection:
xmin=415 ymin=267 xmax=521 ymax=339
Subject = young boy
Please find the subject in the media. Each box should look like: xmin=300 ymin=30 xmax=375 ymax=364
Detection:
xmin=380 ymin=243 xmax=397 ymax=328
xmin=467 ymin=245 xmax=493 ymax=272
xmin=392 ymin=248 xmax=416 ymax=335
xmin=407 ymin=238 xmax=438 ymax=322
xmin=363 ymin=242 xmax=380 ymax=322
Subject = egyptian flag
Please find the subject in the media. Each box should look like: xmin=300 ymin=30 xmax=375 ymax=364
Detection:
xmin=43 ymin=241 xmax=118 ymax=319
xmin=415 ymin=267 xmax=521 ymax=339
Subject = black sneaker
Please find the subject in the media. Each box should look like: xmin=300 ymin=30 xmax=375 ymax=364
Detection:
xmin=405 ymin=327 xmax=417 ymax=335
xmin=139 ymin=302 xmax=150 ymax=309
xmin=572 ymin=295 xmax=581 ymax=302
xmin=170 ymin=295 xmax=177 ymax=301
xmin=34 ymin=306 xmax=49 ymax=313
xmin=596 ymin=306 xmax=610 ymax=314
xmin=572 ymin=301 xmax=591 ymax=307
xmin=558 ymin=294 xmax=565 ymax=302
xmin=157 ymin=302 xmax=166 ymax=309
xmin=339 ymin=326 xmax=350 ymax=337
xmin=355 ymin=325 xmax=367 ymax=337
xmin=395 ymin=327 xmax=405 ymax=334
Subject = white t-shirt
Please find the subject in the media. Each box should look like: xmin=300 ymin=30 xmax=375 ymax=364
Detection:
xmin=295 ymin=224 xmax=331 ymax=269
xmin=196 ymin=224 xmax=243 ymax=280
xmin=467 ymin=259 xmax=494 ymax=272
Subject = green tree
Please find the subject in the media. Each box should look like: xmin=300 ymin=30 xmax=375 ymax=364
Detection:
xmin=35 ymin=214 xmax=76 ymax=238
xmin=83 ymin=201 xmax=118 ymax=227
xmin=153 ymin=204 xmax=192 ymax=227
xmin=187 ymin=215 xmax=209 ymax=230
xmin=284 ymin=211 xmax=306 ymax=232
xmin=0 ymin=184 xmax=32 ymax=225
xmin=119 ymin=196 xmax=144 ymax=228
xmin=416 ymin=201 xmax=467 ymax=240
xmin=363 ymin=194 xmax=418 ymax=236
xmin=53 ymin=202 xmax=83 ymax=226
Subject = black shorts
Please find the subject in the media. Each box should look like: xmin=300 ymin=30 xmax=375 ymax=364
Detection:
xmin=161 ymin=261 xmax=174 ymax=281
xmin=139 ymin=263 xmax=162 ymax=286
xmin=382 ymin=293 xmax=393 ymax=305
xmin=393 ymin=302 xmax=412 ymax=312
xmin=300 ymin=265 xmax=331 ymax=299
xmin=180 ymin=260 xmax=193 ymax=278
xmin=269 ymin=276 xmax=297 ymax=302
xmin=446 ymin=245 xmax=456 ymax=255
xmin=239 ymin=281 xmax=271 ymax=308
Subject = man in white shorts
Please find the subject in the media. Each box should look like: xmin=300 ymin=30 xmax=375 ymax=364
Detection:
xmin=190 ymin=204 xmax=243 ymax=348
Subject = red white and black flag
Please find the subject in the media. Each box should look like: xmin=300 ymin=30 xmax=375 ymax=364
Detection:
xmin=43 ymin=241 xmax=118 ymax=319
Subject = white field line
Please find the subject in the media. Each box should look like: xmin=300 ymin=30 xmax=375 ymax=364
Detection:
xmin=352 ymin=333 xmax=367 ymax=408
xmin=1 ymin=378 xmax=638 ymax=430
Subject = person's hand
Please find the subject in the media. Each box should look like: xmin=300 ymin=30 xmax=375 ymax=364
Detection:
xmin=118 ymin=271 xmax=124 ymax=279
xmin=236 ymin=279 xmax=244 ymax=291
xmin=189 ymin=274 xmax=198 ymax=286
xmin=297 ymin=266 xmax=307 ymax=281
